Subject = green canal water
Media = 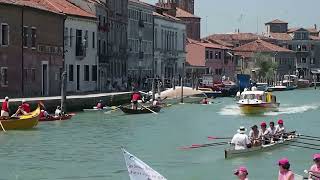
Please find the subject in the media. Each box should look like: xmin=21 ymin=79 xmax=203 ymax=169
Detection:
xmin=1 ymin=89 xmax=320 ymax=180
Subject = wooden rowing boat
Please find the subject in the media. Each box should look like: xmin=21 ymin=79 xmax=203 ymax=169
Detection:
xmin=224 ymin=134 xmax=298 ymax=159
xmin=119 ymin=106 xmax=161 ymax=114
xmin=0 ymin=106 xmax=40 ymax=130
xmin=39 ymin=114 xmax=74 ymax=122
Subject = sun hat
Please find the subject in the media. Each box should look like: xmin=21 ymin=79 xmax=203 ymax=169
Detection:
xmin=313 ymin=153 xmax=320 ymax=160
xmin=278 ymin=158 xmax=289 ymax=165
xmin=234 ymin=166 xmax=248 ymax=175
xmin=278 ymin=119 xmax=284 ymax=124
xmin=260 ymin=122 xmax=267 ymax=126
xmin=237 ymin=126 xmax=247 ymax=133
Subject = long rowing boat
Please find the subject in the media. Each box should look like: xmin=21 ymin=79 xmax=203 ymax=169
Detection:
xmin=119 ymin=106 xmax=161 ymax=114
xmin=224 ymin=134 xmax=298 ymax=159
xmin=39 ymin=114 xmax=74 ymax=122
xmin=0 ymin=106 xmax=40 ymax=130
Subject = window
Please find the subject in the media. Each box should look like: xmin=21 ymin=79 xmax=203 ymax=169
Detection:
xmin=311 ymin=58 xmax=316 ymax=64
xmin=84 ymin=65 xmax=89 ymax=81
xmin=92 ymin=65 xmax=97 ymax=81
xmin=103 ymin=41 xmax=106 ymax=55
xmin=209 ymin=51 xmax=213 ymax=59
xmin=98 ymin=39 xmax=101 ymax=55
xmin=311 ymin=44 xmax=315 ymax=50
xmin=154 ymin=28 xmax=157 ymax=49
xmin=103 ymin=16 xmax=106 ymax=26
xmin=288 ymin=45 xmax=292 ymax=50
xmin=98 ymin=15 xmax=101 ymax=26
xmin=0 ymin=67 xmax=8 ymax=86
xmin=84 ymin=30 xmax=88 ymax=48
xmin=297 ymin=45 xmax=302 ymax=51
xmin=31 ymin=27 xmax=36 ymax=48
xmin=215 ymin=52 xmax=218 ymax=59
xmin=218 ymin=52 xmax=222 ymax=59
xmin=1 ymin=24 xmax=9 ymax=46
xmin=23 ymin=26 xmax=28 ymax=48
xmin=92 ymin=32 xmax=95 ymax=49
xmin=68 ymin=64 xmax=74 ymax=81
xmin=64 ymin=27 xmax=69 ymax=46
xmin=302 ymin=58 xmax=307 ymax=63
xmin=76 ymin=29 xmax=83 ymax=56
xmin=70 ymin=28 xmax=73 ymax=47
xmin=205 ymin=50 xmax=209 ymax=59
xmin=31 ymin=68 xmax=36 ymax=81
xmin=302 ymin=45 xmax=307 ymax=51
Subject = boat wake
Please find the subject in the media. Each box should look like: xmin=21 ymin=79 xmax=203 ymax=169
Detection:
xmin=219 ymin=104 xmax=319 ymax=116
xmin=265 ymin=104 xmax=319 ymax=116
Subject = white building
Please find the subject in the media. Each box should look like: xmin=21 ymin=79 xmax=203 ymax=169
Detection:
xmin=154 ymin=10 xmax=187 ymax=79
xmin=52 ymin=0 xmax=99 ymax=93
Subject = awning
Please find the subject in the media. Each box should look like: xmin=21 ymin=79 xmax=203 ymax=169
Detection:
xmin=311 ymin=68 xmax=320 ymax=74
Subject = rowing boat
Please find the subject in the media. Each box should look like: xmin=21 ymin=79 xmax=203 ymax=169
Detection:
xmin=0 ymin=106 xmax=40 ymax=130
xmin=39 ymin=114 xmax=74 ymax=122
xmin=119 ymin=106 xmax=161 ymax=114
xmin=83 ymin=106 xmax=112 ymax=112
xmin=224 ymin=134 xmax=298 ymax=159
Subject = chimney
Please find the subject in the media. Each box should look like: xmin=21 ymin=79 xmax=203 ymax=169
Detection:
xmin=237 ymin=28 xmax=240 ymax=33
xmin=315 ymin=24 xmax=317 ymax=30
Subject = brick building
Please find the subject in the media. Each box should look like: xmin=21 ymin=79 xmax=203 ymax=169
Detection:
xmin=0 ymin=0 xmax=65 ymax=97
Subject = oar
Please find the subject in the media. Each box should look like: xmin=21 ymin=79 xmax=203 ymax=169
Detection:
xmin=138 ymin=102 xmax=158 ymax=114
xmin=300 ymin=134 xmax=320 ymax=139
xmin=294 ymin=141 xmax=320 ymax=147
xmin=288 ymin=144 xmax=320 ymax=151
xmin=0 ymin=121 xmax=6 ymax=132
xmin=208 ymin=136 xmax=232 ymax=140
xmin=298 ymin=137 xmax=320 ymax=142
xmin=304 ymin=170 xmax=320 ymax=179
xmin=178 ymin=142 xmax=229 ymax=150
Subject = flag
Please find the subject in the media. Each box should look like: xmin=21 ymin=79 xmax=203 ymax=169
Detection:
xmin=122 ymin=148 xmax=167 ymax=180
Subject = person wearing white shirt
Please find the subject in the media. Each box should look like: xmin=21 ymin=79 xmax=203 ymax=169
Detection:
xmin=275 ymin=119 xmax=287 ymax=138
xmin=249 ymin=125 xmax=262 ymax=146
xmin=267 ymin=121 xmax=277 ymax=136
xmin=55 ymin=106 xmax=62 ymax=117
xmin=231 ymin=126 xmax=251 ymax=150
xmin=259 ymin=122 xmax=270 ymax=144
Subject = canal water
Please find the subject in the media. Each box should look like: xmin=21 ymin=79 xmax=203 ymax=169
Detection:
xmin=0 ymin=89 xmax=320 ymax=180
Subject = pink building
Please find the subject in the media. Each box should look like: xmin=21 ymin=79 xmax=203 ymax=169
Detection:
xmin=186 ymin=39 xmax=235 ymax=81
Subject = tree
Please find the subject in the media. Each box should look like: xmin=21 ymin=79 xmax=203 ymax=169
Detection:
xmin=253 ymin=53 xmax=278 ymax=83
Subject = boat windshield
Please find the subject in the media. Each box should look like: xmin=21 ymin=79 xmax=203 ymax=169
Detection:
xmin=242 ymin=94 xmax=261 ymax=100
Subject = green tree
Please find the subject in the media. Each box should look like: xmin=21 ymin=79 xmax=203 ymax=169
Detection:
xmin=253 ymin=53 xmax=278 ymax=83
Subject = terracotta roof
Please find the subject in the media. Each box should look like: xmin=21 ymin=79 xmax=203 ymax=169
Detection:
xmin=129 ymin=0 xmax=155 ymax=8
xmin=265 ymin=19 xmax=288 ymax=24
xmin=176 ymin=7 xmax=200 ymax=18
xmin=269 ymin=33 xmax=293 ymax=41
xmin=233 ymin=39 xmax=293 ymax=57
xmin=0 ymin=0 xmax=63 ymax=14
xmin=205 ymin=33 xmax=270 ymax=42
xmin=153 ymin=11 xmax=181 ymax=21
xmin=187 ymin=38 xmax=230 ymax=50
xmin=48 ymin=0 xmax=95 ymax=18
xmin=204 ymin=38 xmax=234 ymax=47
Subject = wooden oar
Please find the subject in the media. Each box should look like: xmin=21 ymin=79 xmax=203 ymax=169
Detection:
xmin=138 ymin=102 xmax=158 ymax=114
xmin=208 ymin=136 xmax=232 ymax=140
xmin=0 ymin=121 xmax=6 ymax=132
xmin=178 ymin=142 xmax=229 ymax=150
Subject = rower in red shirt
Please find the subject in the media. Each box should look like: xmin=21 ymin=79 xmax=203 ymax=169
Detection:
xmin=21 ymin=100 xmax=30 ymax=113
xmin=131 ymin=91 xmax=142 ymax=110
xmin=1 ymin=96 xmax=10 ymax=117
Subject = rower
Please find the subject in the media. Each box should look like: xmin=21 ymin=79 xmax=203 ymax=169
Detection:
xmin=309 ymin=153 xmax=320 ymax=180
xmin=276 ymin=119 xmax=286 ymax=138
xmin=249 ymin=125 xmax=261 ymax=146
xmin=234 ymin=166 xmax=249 ymax=180
xmin=278 ymin=158 xmax=294 ymax=180
xmin=1 ymin=96 xmax=9 ymax=117
xmin=40 ymin=109 xmax=49 ymax=118
xmin=13 ymin=99 xmax=30 ymax=116
xmin=55 ymin=106 xmax=62 ymax=117
xmin=201 ymin=97 xmax=209 ymax=104
xmin=131 ymin=91 xmax=142 ymax=110
xmin=96 ymin=100 xmax=104 ymax=109
xmin=152 ymin=97 xmax=162 ymax=106
xmin=231 ymin=126 xmax=251 ymax=150
xmin=259 ymin=122 xmax=270 ymax=144
xmin=267 ymin=121 xmax=277 ymax=141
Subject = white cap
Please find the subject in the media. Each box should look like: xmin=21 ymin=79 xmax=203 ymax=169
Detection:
xmin=5 ymin=96 xmax=9 ymax=100
xmin=22 ymin=99 xmax=26 ymax=103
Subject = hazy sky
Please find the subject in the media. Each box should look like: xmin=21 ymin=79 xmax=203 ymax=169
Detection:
xmin=145 ymin=0 xmax=320 ymax=38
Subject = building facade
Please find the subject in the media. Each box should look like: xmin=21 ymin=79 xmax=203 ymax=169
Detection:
xmin=0 ymin=1 xmax=64 ymax=97
xmin=154 ymin=9 xmax=186 ymax=79
xmin=49 ymin=0 xmax=98 ymax=93
xmin=128 ymin=0 xmax=154 ymax=83
xmin=265 ymin=19 xmax=320 ymax=79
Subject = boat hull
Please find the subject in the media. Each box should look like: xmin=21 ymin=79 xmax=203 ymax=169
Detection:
xmin=238 ymin=103 xmax=279 ymax=114
xmin=39 ymin=114 xmax=73 ymax=122
xmin=224 ymin=135 xmax=297 ymax=159
xmin=119 ymin=106 xmax=161 ymax=114
xmin=0 ymin=107 xmax=40 ymax=130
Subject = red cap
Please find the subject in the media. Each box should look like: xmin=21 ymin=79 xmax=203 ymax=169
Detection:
xmin=234 ymin=166 xmax=248 ymax=175
xmin=278 ymin=119 xmax=284 ymax=124
xmin=313 ymin=153 xmax=320 ymax=160
xmin=278 ymin=158 xmax=289 ymax=165
xmin=260 ymin=122 xmax=267 ymax=127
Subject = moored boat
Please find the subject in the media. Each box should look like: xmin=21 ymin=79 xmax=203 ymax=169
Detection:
xmin=83 ymin=106 xmax=112 ymax=112
xmin=224 ymin=134 xmax=298 ymax=159
xmin=0 ymin=106 xmax=40 ymax=130
xmin=237 ymin=90 xmax=280 ymax=114
xmin=198 ymin=87 xmax=222 ymax=98
xmin=266 ymin=85 xmax=297 ymax=92
xmin=119 ymin=106 xmax=161 ymax=114
xmin=39 ymin=114 xmax=74 ymax=122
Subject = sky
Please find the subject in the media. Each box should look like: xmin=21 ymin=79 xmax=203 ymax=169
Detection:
xmin=145 ymin=0 xmax=320 ymax=38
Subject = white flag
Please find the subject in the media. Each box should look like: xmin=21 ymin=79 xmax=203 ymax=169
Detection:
xmin=122 ymin=148 xmax=167 ymax=180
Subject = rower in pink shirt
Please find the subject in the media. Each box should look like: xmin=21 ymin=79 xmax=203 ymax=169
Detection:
xmin=234 ymin=166 xmax=249 ymax=180
xmin=278 ymin=158 xmax=294 ymax=180
xmin=309 ymin=153 xmax=320 ymax=180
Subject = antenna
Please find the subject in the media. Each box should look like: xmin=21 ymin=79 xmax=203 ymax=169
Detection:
xmin=256 ymin=16 xmax=259 ymax=34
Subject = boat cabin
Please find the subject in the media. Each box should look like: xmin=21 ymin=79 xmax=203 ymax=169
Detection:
xmin=240 ymin=91 xmax=276 ymax=104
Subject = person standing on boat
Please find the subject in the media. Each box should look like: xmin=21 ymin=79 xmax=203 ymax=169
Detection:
xmin=249 ymin=125 xmax=261 ymax=146
xmin=260 ymin=122 xmax=270 ymax=144
xmin=278 ymin=158 xmax=294 ymax=180
xmin=234 ymin=166 xmax=249 ymax=180
xmin=1 ymin=97 xmax=9 ymax=117
xmin=131 ymin=91 xmax=142 ymax=110
xmin=231 ymin=126 xmax=251 ymax=150
xmin=309 ymin=153 xmax=320 ymax=180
